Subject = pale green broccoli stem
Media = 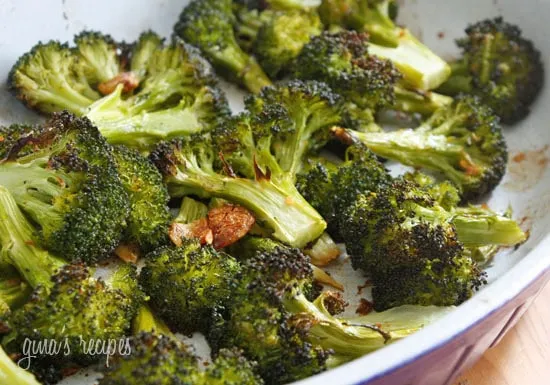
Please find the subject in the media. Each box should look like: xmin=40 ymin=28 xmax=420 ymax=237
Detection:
xmin=369 ymin=30 xmax=451 ymax=90
xmin=451 ymin=207 xmax=527 ymax=247
xmin=282 ymin=292 xmax=453 ymax=362
xmin=175 ymin=197 xmax=209 ymax=224
xmin=86 ymin=86 xmax=207 ymax=150
xmin=0 ymin=346 xmax=41 ymax=385
xmin=0 ymin=265 xmax=31 ymax=312
xmin=0 ymin=186 xmax=65 ymax=290
xmin=392 ymin=86 xmax=453 ymax=116
xmin=167 ymin=169 xmax=326 ymax=248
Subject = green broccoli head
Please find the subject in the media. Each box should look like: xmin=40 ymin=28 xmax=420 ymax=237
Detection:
xmin=341 ymin=95 xmax=508 ymax=200
xmin=139 ymin=241 xmax=240 ymax=335
xmin=297 ymin=143 xmax=391 ymax=238
xmin=3 ymin=263 xmax=139 ymax=366
xmin=174 ymin=0 xmax=272 ymax=93
xmin=99 ymin=333 xmax=263 ymax=385
xmin=111 ymin=145 xmax=171 ymax=252
xmin=403 ymin=172 xmax=461 ymax=211
xmin=9 ymin=31 xmax=230 ymax=150
xmin=151 ymin=83 xmax=332 ymax=248
xmin=438 ymin=17 xmax=544 ymax=124
xmin=253 ymin=9 xmax=322 ymax=78
xmin=0 ymin=112 xmax=129 ymax=263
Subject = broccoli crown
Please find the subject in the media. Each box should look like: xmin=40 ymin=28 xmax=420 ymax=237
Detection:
xmin=174 ymin=0 xmax=272 ymax=93
xmin=99 ymin=333 xmax=201 ymax=385
xmin=111 ymin=145 xmax=171 ymax=252
xmin=403 ymin=172 xmax=461 ymax=211
xmin=345 ymin=95 xmax=508 ymax=200
xmin=100 ymin=333 xmax=263 ymax=385
xmin=0 ymin=112 xmax=129 ymax=263
xmin=151 ymin=105 xmax=327 ymax=248
xmin=253 ymin=9 xmax=322 ymax=78
xmin=244 ymin=80 xmax=344 ymax=177
xmin=340 ymin=178 xmax=487 ymax=309
xmin=441 ymin=17 xmax=544 ymax=124
xmin=3 ymin=263 xmax=137 ymax=366
xmin=9 ymin=31 xmax=230 ymax=150
xmin=297 ymin=143 xmax=391 ymax=238
xmin=139 ymin=241 xmax=240 ymax=335
xmin=217 ymin=239 xmax=330 ymax=385
xmin=293 ymin=31 xmax=401 ymax=110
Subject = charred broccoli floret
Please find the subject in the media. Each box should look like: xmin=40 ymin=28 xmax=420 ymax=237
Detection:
xmin=292 ymin=31 xmax=453 ymax=130
xmin=0 ymin=112 xmax=129 ymax=263
xmin=215 ymin=236 xmax=449 ymax=383
xmin=2 ymin=262 xmax=141 ymax=373
xmin=253 ymin=10 xmax=322 ymax=78
xmin=9 ymin=31 xmax=229 ymax=150
xmin=437 ymin=17 xmax=544 ymax=124
xmin=139 ymin=241 xmax=240 ymax=335
xmin=111 ymin=145 xmax=171 ymax=252
xmin=152 ymin=81 xmax=340 ymax=247
xmin=0 ymin=345 xmax=41 ymax=385
xmin=335 ymin=95 xmax=508 ymax=200
xmin=174 ymin=0 xmax=272 ymax=93
xmin=318 ymin=0 xmax=450 ymax=90
xmin=296 ymin=143 xmax=392 ymax=238
xmin=340 ymin=177 xmax=525 ymax=310
xmin=99 ymin=333 xmax=263 ymax=385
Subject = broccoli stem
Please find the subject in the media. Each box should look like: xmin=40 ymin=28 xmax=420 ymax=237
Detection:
xmin=215 ymin=45 xmax=272 ymax=93
xmin=174 ymin=197 xmax=209 ymax=224
xmin=132 ymin=305 xmax=174 ymax=336
xmin=0 ymin=346 xmax=41 ymax=385
xmin=392 ymin=86 xmax=453 ymax=116
xmin=369 ymin=30 xmax=451 ymax=90
xmin=86 ymin=86 xmax=207 ymax=149
xmin=451 ymin=207 xmax=527 ymax=246
xmin=0 ymin=186 xmax=65 ymax=290
xmin=0 ymin=264 xmax=31 ymax=312
xmin=167 ymin=171 xmax=326 ymax=248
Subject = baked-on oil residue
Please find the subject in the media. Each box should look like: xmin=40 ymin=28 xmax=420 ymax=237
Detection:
xmin=505 ymin=145 xmax=549 ymax=192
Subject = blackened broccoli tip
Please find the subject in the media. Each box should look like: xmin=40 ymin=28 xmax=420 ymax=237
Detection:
xmin=174 ymin=0 xmax=272 ymax=93
xmin=9 ymin=30 xmax=230 ymax=150
xmin=111 ymin=145 xmax=171 ymax=252
xmin=438 ymin=17 xmax=544 ymax=124
xmin=253 ymin=9 xmax=322 ymax=78
xmin=4 ymin=263 xmax=138 ymax=367
xmin=139 ymin=241 xmax=240 ymax=335
xmin=318 ymin=0 xmax=451 ymax=90
xmin=341 ymin=95 xmax=508 ymax=200
xmin=0 ymin=112 xmax=130 ymax=263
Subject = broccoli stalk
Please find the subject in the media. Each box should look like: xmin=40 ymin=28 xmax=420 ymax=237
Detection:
xmin=0 ymin=346 xmax=41 ymax=385
xmin=0 ymin=265 xmax=31 ymax=316
xmin=318 ymin=0 xmax=450 ymax=89
xmin=335 ymin=95 xmax=508 ymax=200
xmin=174 ymin=197 xmax=209 ymax=224
xmin=174 ymin=0 xmax=272 ymax=93
xmin=0 ymin=187 xmax=66 ymax=289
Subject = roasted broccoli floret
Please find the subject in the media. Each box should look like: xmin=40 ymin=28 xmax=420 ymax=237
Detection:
xmin=253 ymin=9 xmax=322 ymax=78
xmin=0 ymin=113 xmax=129 ymax=263
xmin=139 ymin=240 xmax=240 ymax=335
xmin=334 ymin=95 xmax=508 ymax=200
xmin=174 ymin=0 xmax=272 ymax=93
xmin=99 ymin=333 xmax=263 ymax=385
xmin=9 ymin=31 xmax=229 ymax=150
xmin=0 ymin=345 xmax=41 ymax=385
xmin=318 ymin=0 xmax=451 ymax=90
xmin=152 ymin=81 xmax=340 ymax=247
xmin=437 ymin=17 xmax=544 ymax=124
xmin=2 ymin=262 xmax=141 ymax=375
xmin=296 ymin=143 xmax=392 ymax=238
xmin=292 ymin=31 xmax=453 ymax=130
xmin=111 ymin=145 xmax=171 ymax=252
xmin=340 ymin=177 xmax=525 ymax=310
xmin=215 ymin=236 xmax=449 ymax=383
